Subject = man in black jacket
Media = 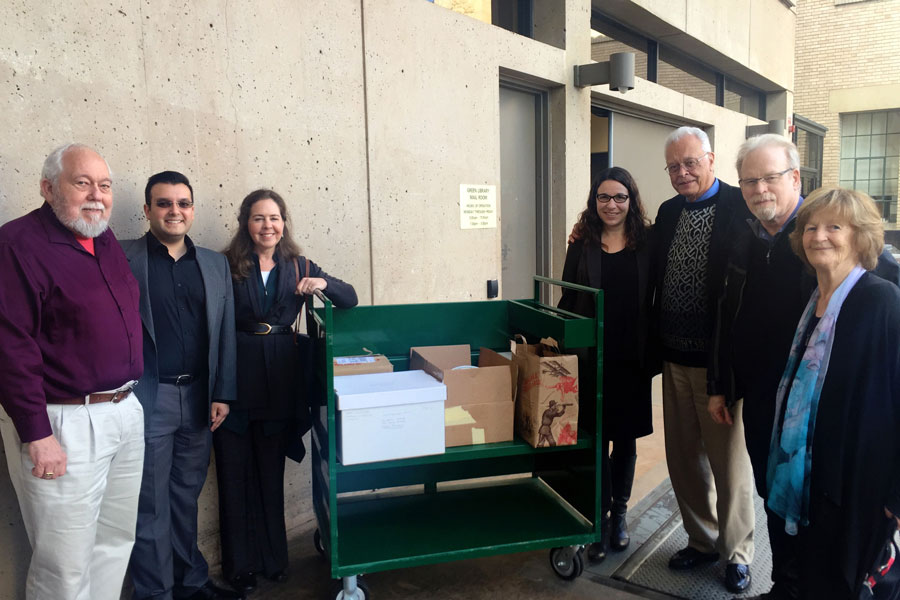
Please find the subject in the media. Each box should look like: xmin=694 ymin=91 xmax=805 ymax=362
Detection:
xmin=122 ymin=171 xmax=242 ymax=600
xmin=654 ymin=127 xmax=756 ymax=594
xmin=707 ymin=135 xmax=900 ymax=600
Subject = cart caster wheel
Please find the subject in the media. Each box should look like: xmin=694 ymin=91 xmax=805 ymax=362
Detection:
xmin=549 ymin=546 xmax=584 ymax=580
xmin=314 ymin=528 xmax=326 ymax=557
xmin=331 ymin=577 xmax=370 ymax=600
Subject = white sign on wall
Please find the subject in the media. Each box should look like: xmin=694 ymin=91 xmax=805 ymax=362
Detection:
xmin=459 ymin=185 xmax=497 ymax=229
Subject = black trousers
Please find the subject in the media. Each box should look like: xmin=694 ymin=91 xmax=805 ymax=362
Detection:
xmin=213 ymin=421 xmax=292 ymax=580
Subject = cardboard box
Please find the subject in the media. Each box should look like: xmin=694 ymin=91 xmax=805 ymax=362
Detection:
xmin=409 ymin=345 xmax=516 ymax=447
xmin=334 ymin=370 xmax=446 ymax=465
xmin=333 ymin=354 xmax=393 ymax=376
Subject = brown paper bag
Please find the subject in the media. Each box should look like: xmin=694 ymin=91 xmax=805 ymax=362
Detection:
xmin=510 ymin=336 xmax=579 ymax=447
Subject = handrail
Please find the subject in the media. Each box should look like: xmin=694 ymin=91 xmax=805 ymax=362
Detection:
xmin=532 ymin=275 xmax=599 ymax=296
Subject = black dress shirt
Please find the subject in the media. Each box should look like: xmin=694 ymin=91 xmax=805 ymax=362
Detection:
xmin=147 ymin=233 xmax=208 ymax=377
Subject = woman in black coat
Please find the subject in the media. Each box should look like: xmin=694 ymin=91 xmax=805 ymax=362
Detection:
xmin=214 ymin=189 xmax=357 ymax=593
xmin=559 ymin=167 xmax=657 ymax=563
xmin=766 ymin=187 xmax=900 ymax=599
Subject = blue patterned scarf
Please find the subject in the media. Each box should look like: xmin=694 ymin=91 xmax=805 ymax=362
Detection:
xmin=766 ymin=264 xmax=866 ymax=534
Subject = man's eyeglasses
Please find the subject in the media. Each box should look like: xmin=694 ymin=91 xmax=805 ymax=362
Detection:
xmin=738 ymin=168 xmax=793 ymax=190
xmin=596 ymin=193 xmax=629 ymax=204
xmin=664 ymin=153 xmax=709 ymax=175
xmin=153 ymin=200 xmax=194 ymax=209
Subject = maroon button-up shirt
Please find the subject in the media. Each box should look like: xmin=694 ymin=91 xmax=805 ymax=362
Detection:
xmin=0 ymin=203 xmax=143 ymax=442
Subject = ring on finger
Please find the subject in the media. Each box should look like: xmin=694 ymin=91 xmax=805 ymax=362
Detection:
xmin=42 ymin=473 xmax=54 ymax=480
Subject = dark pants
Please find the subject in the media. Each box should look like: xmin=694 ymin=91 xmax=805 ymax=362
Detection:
xmin=131 ymin=381 xmax=212 ymax=600
xmin=213 ymin=421 xmax=292 ymax=581
xmin=601 ymin=438 xmax=637 ymax=518
xmin=766 ymin=498 xmax=853 ymax=600
xmin=744 ymin=393 xmax=848 ymax=600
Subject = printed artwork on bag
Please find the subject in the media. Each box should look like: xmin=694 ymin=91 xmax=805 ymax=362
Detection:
xmin=511 ymin=336 xmax=580 ymax=448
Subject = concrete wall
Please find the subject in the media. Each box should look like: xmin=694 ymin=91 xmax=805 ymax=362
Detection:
xmin=0 ymin=0 xmax=790 ymax=597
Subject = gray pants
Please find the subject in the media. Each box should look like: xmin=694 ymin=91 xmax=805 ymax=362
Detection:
xmin=130 ymin=381 xmax=211 ymax=600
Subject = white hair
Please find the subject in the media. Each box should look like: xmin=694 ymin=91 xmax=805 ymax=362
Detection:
xmin=735 ymin=134 xmax=800 ymax=174
xmin=664 ymin=126 xmax=712 ymax=154
xmin=40 ymin=143 xmax=111 ymax=185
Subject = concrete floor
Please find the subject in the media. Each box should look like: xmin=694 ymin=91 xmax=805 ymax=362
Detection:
xmin=229 ymin=379 xmax=672 ymax=600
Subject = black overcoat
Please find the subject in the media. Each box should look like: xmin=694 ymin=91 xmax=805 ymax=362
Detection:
xmin=230 ymin=256 xmax=358 ymax=424
xmin=802 ymin=273 xmax=900 ymax=595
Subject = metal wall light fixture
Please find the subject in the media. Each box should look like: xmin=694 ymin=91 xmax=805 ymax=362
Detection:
xmin=574 ymin=52 xmax=635 ymax=93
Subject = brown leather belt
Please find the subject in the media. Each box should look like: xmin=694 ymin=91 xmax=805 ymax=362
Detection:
xmin=47 ymin=387 xmax=134 ymax=405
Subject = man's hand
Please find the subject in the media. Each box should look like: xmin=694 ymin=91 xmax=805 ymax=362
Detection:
xmin=708 ymin=394 xmax=733 ymax=426
xmin=28 ymin=434 xmax=67 ymax=479
xmin=210 ymin=402 xmax=230 ymax=432
xmin=567 ymin=222 xmax=583 ymax=245
xmin=885 ymin=507 xmax=900 ymax=529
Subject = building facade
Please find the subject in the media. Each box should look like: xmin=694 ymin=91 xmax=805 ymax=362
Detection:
xmin=794 ymin=0 xmax=900 ymax=231
xmin=0 ymin=1 xmax=795 ymax=595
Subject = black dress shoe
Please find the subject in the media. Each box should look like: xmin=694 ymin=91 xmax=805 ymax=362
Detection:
xmin=668 ymin=546 xmax=720 ymax=570
xmin=265 ymin=570 xmax=288 ymax=583
xmin=228 ymin=572 xmax=257 ymax=594
xmin=725 ymin=563 xmax=752 ymax=593
xmin=182 ymin=581 xmax=246 ymax=600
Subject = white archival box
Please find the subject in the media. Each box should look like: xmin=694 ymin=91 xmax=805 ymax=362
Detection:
xmin=334 ymin=370 xmax=447 ymax=465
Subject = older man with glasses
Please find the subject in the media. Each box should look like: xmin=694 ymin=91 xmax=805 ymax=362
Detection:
xmin=652 ymin=126 xmax=756 ymax=594
xmin=706 ymin=134 xmax=900 ymax=600
xmin=0 ymin=143 xmax=145 ymax=600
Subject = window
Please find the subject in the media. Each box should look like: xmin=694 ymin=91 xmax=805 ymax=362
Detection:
xmin=839 ymin=111 xmax=900 ymax=226
xmin=590 ymin=11 xmax=766 ymax=119
xmin=657 ymin=46 xmax=717 ymax=106
xmin=793 ymin=114 xmax=827 ymax=197
xmin=492 ymin=0 xmax=533 ymax=37
xmin=725 ymin=78 xmax=765 ymax=121
xmin=590 ymin=20 xmax=649 ymax=79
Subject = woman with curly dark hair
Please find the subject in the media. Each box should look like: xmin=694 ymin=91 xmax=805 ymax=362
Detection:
xmin=214 ymin=189 xmax=357 ymax=594
xmin=559 ymin=167 xmax=657 ymax=563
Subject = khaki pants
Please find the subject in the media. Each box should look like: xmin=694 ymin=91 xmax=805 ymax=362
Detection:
xmin=662 ymin=361 xmax=755 ymax=564
xmin=0 ymin=393 xmax=145 ymax=600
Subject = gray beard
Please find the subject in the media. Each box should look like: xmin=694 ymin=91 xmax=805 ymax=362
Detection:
xmin=51 ymin=203 xmax=109 ymax=238
xmin=752 ymin=204 xmax=777 ymax=223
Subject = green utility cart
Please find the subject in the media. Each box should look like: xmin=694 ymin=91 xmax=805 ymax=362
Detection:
xmin=308 ymin=277 xmax=603 ymax=600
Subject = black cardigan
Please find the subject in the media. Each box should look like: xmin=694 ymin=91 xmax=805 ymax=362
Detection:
xmin=558 ymin=237 xmax=658 ymax=375
xmin=799 ymin=273 xmax=900 ymax=594
xmin=229 ymin=255 xmax=357 ymax=424
xmin=651 ymin=180 xmax=752 ymax=367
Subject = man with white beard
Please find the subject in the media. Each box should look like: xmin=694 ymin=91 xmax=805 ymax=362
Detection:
xmin=707 ymin=134 xmax=899 ymax=600
xmin=0 ymin=143 xmax=145 ymax=600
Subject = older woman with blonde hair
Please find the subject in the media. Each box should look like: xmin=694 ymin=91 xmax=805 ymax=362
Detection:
xmin=765 ymin=187 xmax=900 ymax=599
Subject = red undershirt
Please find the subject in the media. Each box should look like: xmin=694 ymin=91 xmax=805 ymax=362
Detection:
xmin=74 ymin=235 xmax=95 ymax=255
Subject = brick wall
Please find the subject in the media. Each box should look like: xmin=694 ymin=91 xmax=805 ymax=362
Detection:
xmin=794 ymin=0 xmax=900 ymax=225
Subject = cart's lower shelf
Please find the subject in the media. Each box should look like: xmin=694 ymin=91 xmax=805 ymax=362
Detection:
xmin=331 ymin=476 xmax=594 ymax=576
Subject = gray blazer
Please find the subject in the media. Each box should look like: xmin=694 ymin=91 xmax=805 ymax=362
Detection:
xmin=121 ymin=234 xmax=237 ymax=427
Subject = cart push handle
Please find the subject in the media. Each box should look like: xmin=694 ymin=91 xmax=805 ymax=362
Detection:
xmin=532 ymin=275 xmax=599 ymax=298
xmin=529 ymin=276 xmax=603 ymax=344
